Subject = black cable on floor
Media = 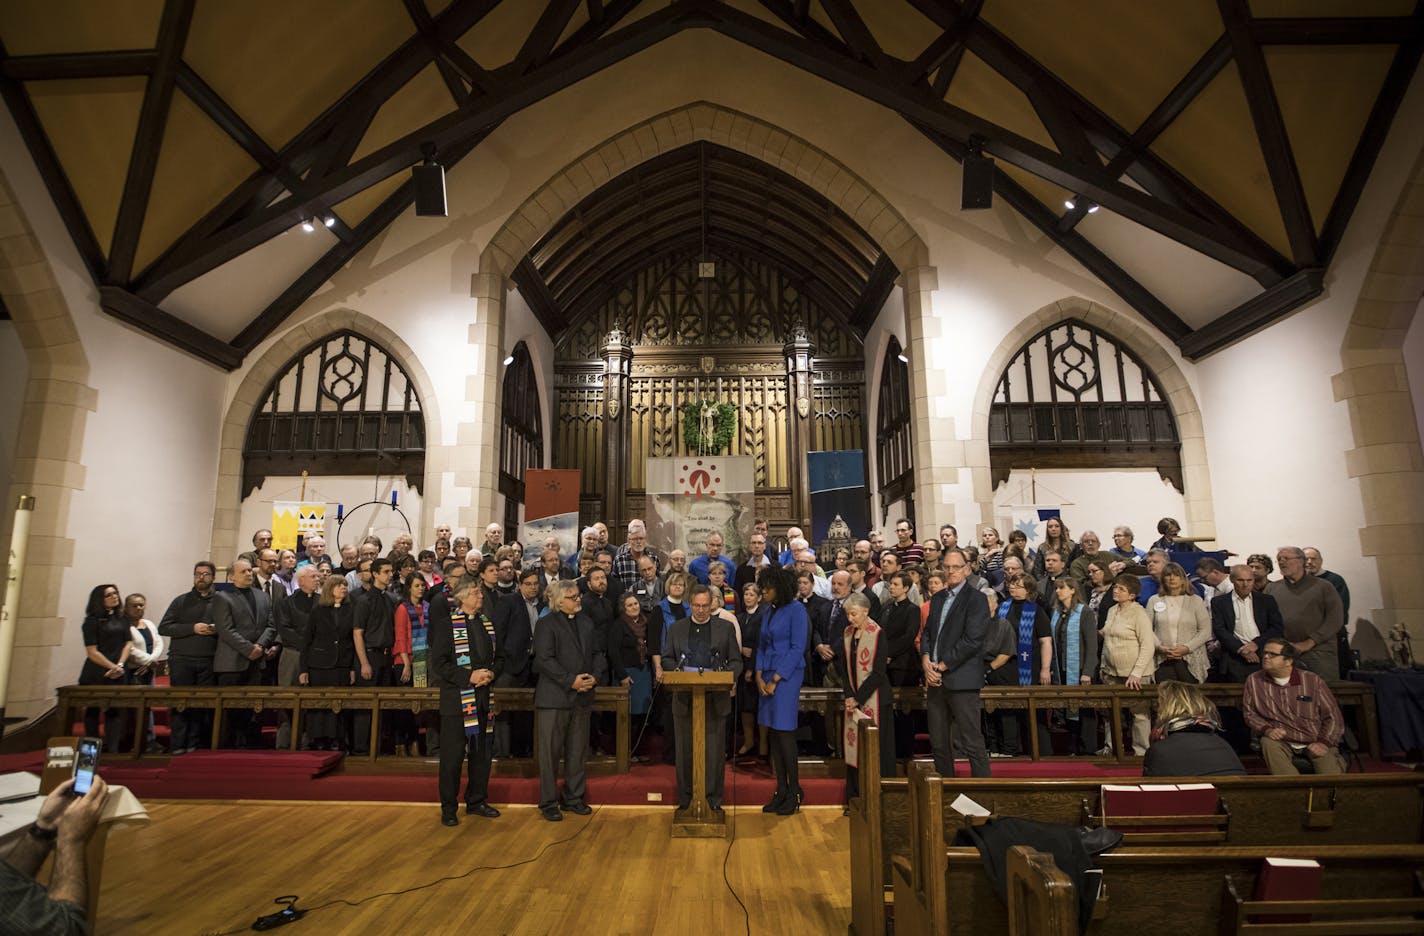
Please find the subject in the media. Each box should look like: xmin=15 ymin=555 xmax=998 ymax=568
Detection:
xmin=723 ymin=677 xmax=751 ymax=936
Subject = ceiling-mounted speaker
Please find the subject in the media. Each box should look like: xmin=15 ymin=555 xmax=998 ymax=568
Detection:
xmin=412 ymin=163 xmax=447 ymax=217
xmin=961 ymin=152 xmax=995 ymax=211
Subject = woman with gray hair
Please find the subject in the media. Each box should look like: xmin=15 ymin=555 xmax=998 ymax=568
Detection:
xmin=839 ymin=591 xmax=895 ymax=803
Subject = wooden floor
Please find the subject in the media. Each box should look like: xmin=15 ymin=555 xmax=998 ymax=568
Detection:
xmin=94 ymin=802 xmax=851 ymax=935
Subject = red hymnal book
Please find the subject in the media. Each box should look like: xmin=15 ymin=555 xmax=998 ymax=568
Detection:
xmin=1099 ymin=783 xmax=1219 ymax=832
xmin=1251 ymin=857 xmax=1322 ymax=923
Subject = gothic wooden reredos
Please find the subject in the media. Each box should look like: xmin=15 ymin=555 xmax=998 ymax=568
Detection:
xmin=243 ymin=330 xmax=425 ymax=498
xmin=989 ymin=318 xmax=1182 ymax=491
xmin=499 ymin=340 xmax=543 ymax=537
xmin=877 ymin=336 xmax=914 ymax=524
xmin=533 ymin=143 xmax=892 ymax=528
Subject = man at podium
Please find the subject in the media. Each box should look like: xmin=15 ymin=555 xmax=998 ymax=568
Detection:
xmin=662 ymin=585 xmax=743 ymax=811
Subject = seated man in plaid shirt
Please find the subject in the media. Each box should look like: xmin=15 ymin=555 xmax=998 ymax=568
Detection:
xmin=1242 ymin=637 xmax=1347 ymax=775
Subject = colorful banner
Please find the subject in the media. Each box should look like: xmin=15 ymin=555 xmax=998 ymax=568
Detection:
xmin=521 ymin=469 xmax=581 ymax=560
xmin=808 ymin=450 xmax=867 ymax=546
xmin=645 ymin=456 xmax=755 ymax=557
xmin=1009 ymin=506 xmax=1061 ymax=553
xmin=273 ymin=503 xmax=328 ymax=551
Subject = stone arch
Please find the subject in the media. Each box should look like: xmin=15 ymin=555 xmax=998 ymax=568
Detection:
xmin=1332 ymin=146 xmax=1424 ymax=642
xmin=210 ymin=308 xmax=445 ymax=563
xmin=968 ymin=296 xmax=1214 ymax=538
xmin=463 ymin=102 xmax=935 ymax=530
xmin=0 ymin=168 xmax=95 ymax=719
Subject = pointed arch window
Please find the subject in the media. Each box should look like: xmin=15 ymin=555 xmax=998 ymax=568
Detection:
xmin=243 ymin=331 xmax=425 ymax=497
xmin=500 ymin=341 xmax=544 ymax=535
xmin=876 ymin=336 xmax=914 ymax=520
xmin=989 ymin=319 xmax=1182 ymax=490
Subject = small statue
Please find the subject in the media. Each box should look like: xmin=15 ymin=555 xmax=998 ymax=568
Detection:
xmin=700 ymin=401 xmax=718 ymax=450
xmin=1389 ymin=622 xmax=1414 ymax=668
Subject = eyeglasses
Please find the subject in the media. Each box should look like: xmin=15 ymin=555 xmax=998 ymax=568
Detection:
xmin=1261 ymin=651 xmax=1283 ymax=659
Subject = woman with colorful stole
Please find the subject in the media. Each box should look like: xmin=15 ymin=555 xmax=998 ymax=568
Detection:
xmin=840 ymin=591 xmax=895 ymax=804
xmin=395 ymin=574 xmax=433 ymax=757
xmin=1047 ymin=575 xmax=1100 ymax=755
xmin=755 ymin=565 xmax=807 ymax=815
xmin=993 ymin=573 xmax=1053 ymax=757
xmin=429 ymin=577 xmax=501 ymax=826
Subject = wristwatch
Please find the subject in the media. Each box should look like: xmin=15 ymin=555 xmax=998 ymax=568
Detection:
xmin=28 ymin=822 xmax=58 ymax=842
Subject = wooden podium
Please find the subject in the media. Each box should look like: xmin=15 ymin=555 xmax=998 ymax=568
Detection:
xmin=661 ymin=669 xmax=737 ymax=838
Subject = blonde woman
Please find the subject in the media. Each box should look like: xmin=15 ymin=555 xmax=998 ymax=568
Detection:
xmin=1150 ymin=562 xmax=1212 ymax=684
xmin=1142 ymin=681 xmax=1245 ymax=776
xmin=1099 ymin=574 xmax=1155 ymax=755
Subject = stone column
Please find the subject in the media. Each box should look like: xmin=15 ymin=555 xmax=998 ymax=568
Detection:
xmin=783 ymin=323 xmax=814 ymax=525
xmin=902 ymin=265 xmax=969 ymax=537
xmin=602 ymin=327 xmax=633 ymax=529
xmin=460 ymin=272 xmax=508 ymax=534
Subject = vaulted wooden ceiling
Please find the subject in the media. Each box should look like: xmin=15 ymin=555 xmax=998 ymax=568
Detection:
xmin=0 ymin=0 xmax=1419 ymax=369
xmin=514 ymin=141 xmax=896 ymax=340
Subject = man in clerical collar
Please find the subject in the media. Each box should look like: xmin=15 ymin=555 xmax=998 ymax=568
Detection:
xmin=662 ymin=585 xmax=742 ymax=812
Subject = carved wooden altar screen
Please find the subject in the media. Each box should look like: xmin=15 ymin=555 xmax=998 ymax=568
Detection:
xmin=553 ymin=251 xmax=867 ymax=529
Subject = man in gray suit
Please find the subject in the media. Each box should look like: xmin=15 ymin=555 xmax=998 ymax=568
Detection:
xmin=534 ymin=580 xmax=598 ymax=822
xmin=212 ymin=558 xmax=276 ymax=748
xmin=919 ymin=548 xmax=991 ymax=778
xmin=662 ymin=584 xmax=743 ymax=812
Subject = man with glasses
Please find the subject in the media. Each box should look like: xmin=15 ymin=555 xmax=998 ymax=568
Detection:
xmin=613 ymin=520 xmax=661 ymax=590
xmin=661 ymin=585 xmax=742 ymax=812
xmin=1243 ymin=638 xmax=1347 ymax=775
xmin=920 ymin=549 xmax=992 ymax=778
xmin=157 ymin=562 xmax=221 ymax=754
xmin=1266 ymin=546 xmax=1343 ymax=676
xmin=689 ymin=531 xmax=737 ymax=587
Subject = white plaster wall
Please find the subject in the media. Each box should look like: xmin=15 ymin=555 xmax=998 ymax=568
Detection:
xmin=0 ymin=320 xmax=26 ymax=502
xmin=991 ymin=469 xmax=1186 ymax=549
xmin=237 ymin=474 xmax=423 ymax=563
xmin=1407 ymin=294 xmax=1424 ymax=453
xmin=1191 ymin=69 xmax=1424 ymax=632
xmin=0 ymin=105 xmax=228 ymax=715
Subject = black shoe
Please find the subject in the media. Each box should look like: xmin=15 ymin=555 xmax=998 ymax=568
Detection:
xmin=560 ymin=802 xmax=592 ymax=816
xmin=466 ymin=803 xmax=500 ymax=818
xmin=441 ymin=814 xmax=458 ymax=827
xmin=711 ymin=804 xmax=725 ymax=815
xmin=763 ymin=791 xmax=787 ymax=813
xmin=541 ymin=806 xmax=563 ymax=822
xmin=776 ymin=789 xmax=803 ymax=816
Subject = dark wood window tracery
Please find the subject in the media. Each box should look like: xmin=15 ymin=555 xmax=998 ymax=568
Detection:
xmin=876 ymin=336 xmax=914 ymax=522
xmin=989 ymin=318 xmax=1182 ymax=491
xmin=500 ymin=341 xmax=544 ymax=537
xmin=242 ymin=330 xmax=425 ymax=497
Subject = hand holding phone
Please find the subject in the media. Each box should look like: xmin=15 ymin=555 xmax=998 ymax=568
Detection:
xmin=72 ymin=737 xmax=100 ymax=797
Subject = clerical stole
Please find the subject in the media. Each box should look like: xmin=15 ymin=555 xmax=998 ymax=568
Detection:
xmin=842 ymin=621 xmax=882 ymax=769
xmin=450 ymin=609 xmax=488 ymax=737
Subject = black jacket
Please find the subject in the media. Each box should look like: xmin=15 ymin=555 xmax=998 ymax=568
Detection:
xmin=275 ymin=590 xmax=318 ymax=653
xmin=158 ymin=589 xmax=220 ymax=659
xmin=1142 ymin=725 xmax=1247 ymax=777
xmin=534 ymin=611 xmax=598 ymax=709
xmin=881 ymin=598 xmax=923 ymax=683
xmin=493 ymin=594 xmax=543 ymax=682
xmin=302 ymin=602 xmax=354 ymax=673
xmin=428 ymin=597 xmax=501 ymax=720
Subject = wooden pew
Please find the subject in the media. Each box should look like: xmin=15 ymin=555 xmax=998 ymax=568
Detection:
xmin=847 ymin=722 xmax=1424 ymax=936
xmin=891 ymin=760 xmax=1424 ymax=936
xmin=1006 ymin=846 xmax=1076 ymax=936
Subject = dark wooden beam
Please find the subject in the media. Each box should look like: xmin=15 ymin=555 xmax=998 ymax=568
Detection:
xmin=135 ymin=2 xmax=692 ymax=301
xmin=1177 ymin=268 xmax=1324 ymax=359
xmin=849 ymin=254 xmax=898 ymax=334
xmin=1320 ymin=17 xmax=1424 ymax=264
xmin=1253 ymin=15 xmax=1424 ymax=45
xmin=98 ymin=285 xmax=242 ymax=368
xmin=174 ymin=65 xmax=281 ymax=172
xmin=930 ymin=0 xmax=981 ymax=98
xmin=402 ymin=0 xmax=471 ymax=106
xmin=0 ymin=50 xmax=156 ymax=80
xmin=0 ymin=41 xmax=106 ymax=284
xmin=513 ymin=0 xmax=583 ymax=74
xmin=106 ymin=0 xmax=195 ymax=285
xmin=703 ymin=2 xmax=1285 ymax=282
xmin=1218 ymin=0 xmax=1318 ymax=267
xmin=0 ymin=293 xmax=10 ymax=321
xmin=511 ymin=256 xmax=568 ymax=338
xmin=818 ymin=0 xmax=886 ymax=66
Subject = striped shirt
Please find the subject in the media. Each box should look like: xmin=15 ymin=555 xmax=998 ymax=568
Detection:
xmin=1241 ymin=667 xmax=1344 ymax=746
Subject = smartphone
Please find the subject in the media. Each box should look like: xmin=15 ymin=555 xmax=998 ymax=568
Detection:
xmin=72 ymin=737 xmax=100 ymax=796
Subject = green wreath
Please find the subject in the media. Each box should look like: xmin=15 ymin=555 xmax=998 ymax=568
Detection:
xmin=681 ymin=401 xmax=738 ymax=454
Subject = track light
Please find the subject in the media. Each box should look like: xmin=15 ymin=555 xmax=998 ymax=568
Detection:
xmin=301 ymin=219 xmax=315 ymax=233
xmin=897 ymin=353 xmax=909 ymax=364
xmin=323 ymin=216 xmax=336 ymax=228
xmin=502 ymin=354 xmax=515 ymax=366
xmin=1065 ymin=198 xmax=1100 ymax=215
xmin=1087 ymin=204 xmax=1100 ymax=214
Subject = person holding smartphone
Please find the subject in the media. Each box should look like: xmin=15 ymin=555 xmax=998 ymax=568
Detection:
xmin=0 ymin=775 xmax=111 ymax=934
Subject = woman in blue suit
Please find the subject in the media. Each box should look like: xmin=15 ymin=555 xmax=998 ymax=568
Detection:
xmin=755 ymin=565 xmax=807 ymax=815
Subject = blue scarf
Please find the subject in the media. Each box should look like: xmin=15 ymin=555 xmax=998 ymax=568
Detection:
xmin=1050 ymin=604 xmax=1084 ymax=685
xmin=1000 ymin=600 xmax=1039 ymax=686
